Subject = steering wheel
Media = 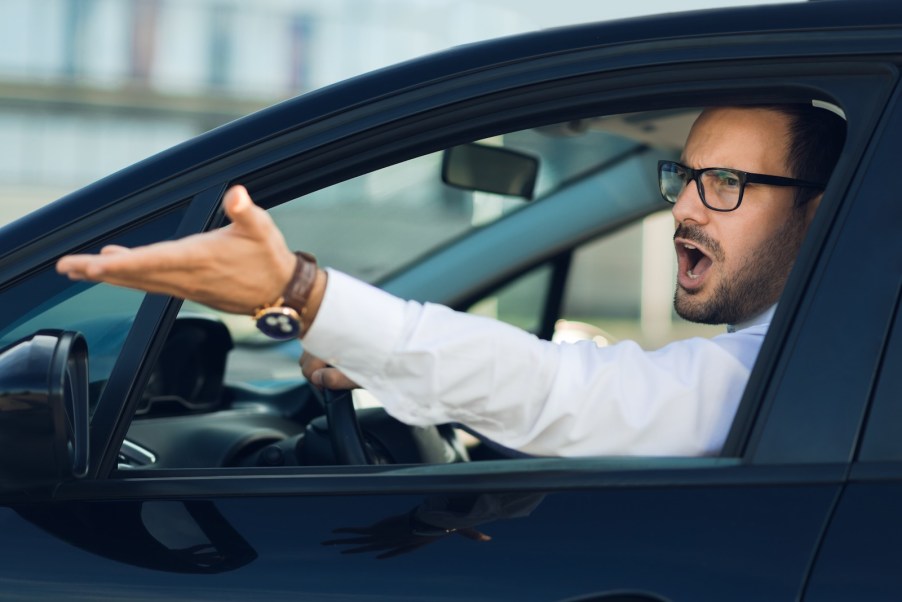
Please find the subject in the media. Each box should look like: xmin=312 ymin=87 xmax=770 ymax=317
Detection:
xmin=320 ymin=388 xmax=373 ymax=464
xmin=311 ymin=387 xmax=469 ymax=466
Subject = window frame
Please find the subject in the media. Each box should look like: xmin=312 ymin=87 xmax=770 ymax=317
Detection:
xmin=2 ymin=52 xmax=892 ymax=499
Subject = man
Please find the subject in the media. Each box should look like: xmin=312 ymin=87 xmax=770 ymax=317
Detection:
xmin=57 ymin=104 xmax=845 ymax=457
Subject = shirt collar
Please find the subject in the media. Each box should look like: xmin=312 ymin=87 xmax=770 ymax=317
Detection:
xmin=727 ymin=304 xmax=776 ymax=333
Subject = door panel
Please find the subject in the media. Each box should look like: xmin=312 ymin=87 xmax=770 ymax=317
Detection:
xmin=4 ymin=481 xmax=837 ymax=601
xmin=803 ymin=477 xmax=902 ymax=600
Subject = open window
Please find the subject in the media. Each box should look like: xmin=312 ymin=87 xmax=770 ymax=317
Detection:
xmin=117 ymin=100 xmax=845 ymax=470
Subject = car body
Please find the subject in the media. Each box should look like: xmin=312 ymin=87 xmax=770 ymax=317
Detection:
xmin=2 ymin=1 xmax=902 ymax=599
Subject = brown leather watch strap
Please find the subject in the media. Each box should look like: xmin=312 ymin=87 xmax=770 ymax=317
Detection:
xmin=282 ymin=250 xmax=318 ymax=323
xmin=252 ymin=251 xmax=319 ymax=339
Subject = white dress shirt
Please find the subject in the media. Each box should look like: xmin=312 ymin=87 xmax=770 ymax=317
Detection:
xmin=303 ymin=269 xmax=774 ymax=457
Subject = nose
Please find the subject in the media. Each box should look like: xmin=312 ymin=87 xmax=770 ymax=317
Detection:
xmin=671 ymin=177 xmax=709 ymax=225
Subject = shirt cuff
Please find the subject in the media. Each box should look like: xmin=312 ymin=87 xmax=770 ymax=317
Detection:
xmin=301 ymin=268 xmax=408 ymax=375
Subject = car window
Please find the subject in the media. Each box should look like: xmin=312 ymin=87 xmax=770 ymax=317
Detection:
xmin=120 ymin=96 xmax=848 ymax=473
xmin=130 ymin=109 xmax=707 ymax=470
xmin=469 ymin=264 xmax=554 ymax=334
xmin=0 ymin=204 xmax=188 ymax=414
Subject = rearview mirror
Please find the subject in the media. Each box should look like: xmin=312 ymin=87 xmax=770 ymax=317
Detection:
xmin=0 ymin=330 xmax=89 ymax=496
xmin=442 ymin=143 xmax=539 ymax=200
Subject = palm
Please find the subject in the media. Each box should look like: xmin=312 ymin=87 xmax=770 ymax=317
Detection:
xmin=57 ymin=186 xmax=296 ymax=315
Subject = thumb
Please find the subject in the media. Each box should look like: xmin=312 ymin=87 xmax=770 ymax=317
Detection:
xmin=223 ymin=185 xmax=272 ymax=239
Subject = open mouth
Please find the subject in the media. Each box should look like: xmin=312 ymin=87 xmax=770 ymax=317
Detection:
xmin=675 ymin=240 xmax=714 ymax=288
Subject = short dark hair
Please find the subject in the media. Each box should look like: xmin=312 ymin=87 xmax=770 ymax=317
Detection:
xmin=761 ymin=103 xmax=847 ymax=206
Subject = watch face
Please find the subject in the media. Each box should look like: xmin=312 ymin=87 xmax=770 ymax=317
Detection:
xmin=255 ymin=307 xmax=301 ymax=340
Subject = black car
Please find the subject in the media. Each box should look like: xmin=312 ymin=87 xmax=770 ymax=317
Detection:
xmin=2 ymin=1 xmax=902 ymax=599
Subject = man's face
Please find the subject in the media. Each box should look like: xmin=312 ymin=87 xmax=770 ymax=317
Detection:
xmin=672 ymin=107 xmax=819 ymax=325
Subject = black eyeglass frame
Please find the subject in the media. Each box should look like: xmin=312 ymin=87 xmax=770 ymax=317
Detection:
xmin=657 ymin=160 xmax=826 ymax=212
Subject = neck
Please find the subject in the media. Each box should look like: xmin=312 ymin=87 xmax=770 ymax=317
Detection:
xmin=727 ymin=304 xmax=776 ymax=333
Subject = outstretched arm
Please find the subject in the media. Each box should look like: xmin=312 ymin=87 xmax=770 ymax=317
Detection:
xmin=57 ymin=185 xmax=327 ymax=318
xmin=58 ymin=184 xmax=353 ymax=388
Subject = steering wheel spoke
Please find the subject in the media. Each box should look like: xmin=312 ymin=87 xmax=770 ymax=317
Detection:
xmin=322 ymin=388 xmax=374 ymax=465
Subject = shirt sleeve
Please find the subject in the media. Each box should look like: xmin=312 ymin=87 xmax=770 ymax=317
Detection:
xmin=302 ymin=269 xmax=764 ymax=457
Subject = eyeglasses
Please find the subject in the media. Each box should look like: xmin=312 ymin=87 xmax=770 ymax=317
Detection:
xmin=657 ymin=160 xmax=825 ymax=212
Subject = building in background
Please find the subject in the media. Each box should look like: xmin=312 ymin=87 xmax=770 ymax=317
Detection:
xmin=0 ymin=0 xmax=531 ymax=225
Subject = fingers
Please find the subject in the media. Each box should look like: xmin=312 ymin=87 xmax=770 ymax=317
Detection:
xmin=299 ymin=352 xmax=329 ymax=381
xmin=55 ymin=184 xmax=297 ymax=315
xmin=59 ymin=239 xmax=187 ymax=284
xmin=316 ymin=368 xmax=358 ymax=390
xmin=299 ymin=352 xmax=359 ymax=389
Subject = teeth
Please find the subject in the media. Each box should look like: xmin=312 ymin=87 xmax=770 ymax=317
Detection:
xmin=684 ymin=244 xmax=697 ymax=250
xmin=687 ymin=269 xmax=698 ymax=279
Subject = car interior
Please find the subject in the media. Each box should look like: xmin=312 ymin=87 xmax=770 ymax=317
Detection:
xmin=110 ymin=107 xmax=719 ymax=471
xmin=1 ymin=99 xmax=844 ymax=474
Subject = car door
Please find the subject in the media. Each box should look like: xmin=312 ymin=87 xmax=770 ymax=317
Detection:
xmin=1 ymin=4 xmax=901 ymax=601
xmin=794 ymin=87 xmax=902 ymax=601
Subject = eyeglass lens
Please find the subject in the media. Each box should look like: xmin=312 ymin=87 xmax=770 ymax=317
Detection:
xmin=660 ymin=163 xmax=742 ymax=210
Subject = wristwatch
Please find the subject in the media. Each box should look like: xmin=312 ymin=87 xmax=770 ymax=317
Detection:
xmin=253 ymin=251 xmax=318 ymax=340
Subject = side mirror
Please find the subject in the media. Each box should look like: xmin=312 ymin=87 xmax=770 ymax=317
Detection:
xmin=0 ymin=330 xmax=89 ymax=495
xmin=442 ymin=143 xmax=539 ymax=200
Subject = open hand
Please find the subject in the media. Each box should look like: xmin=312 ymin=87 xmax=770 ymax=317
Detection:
xmin=56 ymin=185 xmax=298 ymax=315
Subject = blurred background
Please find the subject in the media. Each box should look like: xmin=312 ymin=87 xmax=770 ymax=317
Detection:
xmin=0 ymin=0 xmax=788 ymax=226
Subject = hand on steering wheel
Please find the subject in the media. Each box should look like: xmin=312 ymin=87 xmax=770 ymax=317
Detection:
xmin=299 ymin=352 xmax=468 ymax=466
xmin=301 ymin=352 xmax=372 ymax=464
xmin=300 ymin=352 xmax=358 ymax=390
